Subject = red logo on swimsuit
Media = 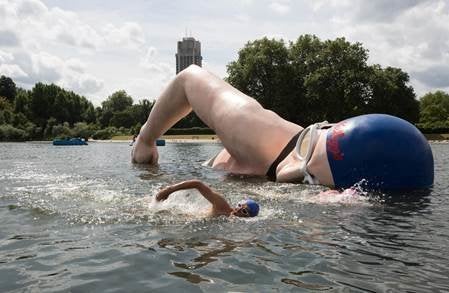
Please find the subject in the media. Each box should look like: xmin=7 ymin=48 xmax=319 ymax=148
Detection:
xmin=327 ymin=122 xmax=346 ymax=160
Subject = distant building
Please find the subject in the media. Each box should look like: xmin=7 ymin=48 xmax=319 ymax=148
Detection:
xmin=176 ymin=37 xmax=202 ymax=74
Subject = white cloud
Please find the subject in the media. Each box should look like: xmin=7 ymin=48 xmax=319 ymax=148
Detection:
xmin=140 ymin=47 xmax=171 ymax=73
xmin=0 ymin=0 xmax=150 ymax=100
xmin=65 ymin=59 xmax=86 ymax=74
xmin=31 ymin=51 xmax=63 ymax=82
xmin=16 ymin=0 xmax=48 ymax=18
xmin=315 ymin=0 xmax=449 ymax=96
xmin=49 ymin=8 xmax=100 ymax=50
xmin=0 ymin=49 xmax=14 ymax=63
xmin=1 ymin=0 xmax=448 ymax=103
xmin=413 ymin=65 xmax=449 ymax=88
xmin=240 ymin=0 xmax=254 ymax=6
xmin=102 ymin=22 xmax=146 ymax=50
xmin=0 ymin=29 xmax=20 ymax=47
xmin=352 ymin=0 xmax=426 ymax=23
xmin=0 ymin=64 xmax=28 ymax=79
xmin=269 ymin=1 xmax=291 ymax=15
xmin=62 ymin=73 xmax=104 ymax=95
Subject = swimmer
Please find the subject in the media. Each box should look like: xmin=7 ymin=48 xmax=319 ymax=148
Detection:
xmin=129 ymin=134 xmax=137 ymax=146
xmin=132 ymin=65 xmax=434 ymax=191
xmin=155 ymin=179 xmax=259 ymax=217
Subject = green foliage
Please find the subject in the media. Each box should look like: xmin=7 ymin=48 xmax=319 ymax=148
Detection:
xmin=0 ymin=96 xmax=12 ymax=110
xmin=0 ymin=124 xmax=27 ymax=141
xmin=130 ymin=122 xmax=142 ymax=136
xmin=44 ymin=117 xmax=58 ymax=138
xmin=102 ymin=90 xmax=133 ymax=113
xmin=99 ymin=91 xmax=135 ymax=127
xmin=418 ymin=91 xmax=449 ymax=129
xmin=227 ymin=38 xmax=292 ymax=112
xmin=52 ymin=122 xmax=72 ymax=138
xmin=14 ymin=88 xmax=30 ymax=116
xmin=92 ymin=127 xmax=119 ymax=140
xmin=165 ymin=127 xmax=215 ymax=135
xmin=0 ymin=76 xmax=16 ymax=103
xmin=12 ymin=112 xmax=28 ymax=128
xmin=366 ymin=66 xmax=419 ymax=122
xmin=130 ymin=99 xmax=154 ymax=125
xmin=0 ymin=110 xmax=13 ymax=124
xmin=110 ymin=109 xmax=135 ymax=128
xmin=173 ymin=112 xmax=206 ymax=128
xmin=29 ymin=82 xmax=96 ymax=127
xmin=0 ymin=76 xmax=156 ymax=140
xmin=227 ymin=35 xmax=420 ymax=125
xmin=72 ymin=122 xmax=95 ymax=139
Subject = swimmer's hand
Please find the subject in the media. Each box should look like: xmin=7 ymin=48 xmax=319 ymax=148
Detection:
xmin=131 ymin=136 xmax=159 ymax=164
xmin=155 ymin=186 xmax=173 ymax=202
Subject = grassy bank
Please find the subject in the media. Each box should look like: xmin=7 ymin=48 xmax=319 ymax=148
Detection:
xmin=112 ymin=133 xmax=449 ymax=142
xmin=424 ymin=133 xmax=449 ymax=141
xmin=111 ymin=134 xmax=219 ymax=141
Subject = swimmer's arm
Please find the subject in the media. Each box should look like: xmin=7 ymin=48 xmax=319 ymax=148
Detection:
xmin=156 ymin=180 xmax=233 ymax=216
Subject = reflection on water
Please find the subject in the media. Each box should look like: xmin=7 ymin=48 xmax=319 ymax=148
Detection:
xmin=0 ymin=142 xmax=448 ymax=292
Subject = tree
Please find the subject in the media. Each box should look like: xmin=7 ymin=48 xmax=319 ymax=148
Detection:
xmin=28 ymin=82 xmax=96 ymax=129
xmin=44 ymin=117 xmax=58 ymax=138
xmin=99 ymin=90 xmax=134 ymax=127
xmin=72 ymin=122 xmax=93 ymax=139
xmin=102 ymin=90 xmax=133 ymax=113
xmin=52 ymin=122 xmax=72 ymax=138
xmin=227 ymin=35 xmax=420 ymax=125
xmin=110 ymin=109 xmax=135 ymax=128
xmin=0 ymin=75 xmax=16 ymax=103
xmin=0 ymin=96 xmax=14 ymax=124
xmin=227 ymin=38 xmax=293 ymax=116
xmin=131 ymin=99 xmax=153 ymax=125
xmin=30 ymin=83 xmax=58 ymax=127
xmin=366 ymin=66 xmax=419 ymax=122
xmin=14 ymin=88 xmax=30 ymax=116
xmin=98 ymin=109 xmax=113 ymax=128
xmin=295 ymin=36 xmax=371 ymax=124
xmin=419 ymin=91 xmax=449 ymax=128
xmin=81 ymin=102 xmax=96 ymax=124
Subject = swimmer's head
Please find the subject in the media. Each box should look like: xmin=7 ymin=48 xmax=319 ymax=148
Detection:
xmin=232 ymin=199 xmax=259 ymax=217
xmin=325 ymin=114 xmax=434 ymax=190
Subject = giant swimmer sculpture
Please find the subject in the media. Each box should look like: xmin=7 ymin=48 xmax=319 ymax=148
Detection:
xmin=132 ymin=65 xmax=434 ymax=192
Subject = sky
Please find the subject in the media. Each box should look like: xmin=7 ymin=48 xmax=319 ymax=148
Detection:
xmin=1 ymin=0 xmax=448 ymax=106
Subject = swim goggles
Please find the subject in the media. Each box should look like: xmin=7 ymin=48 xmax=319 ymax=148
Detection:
xmin=295 ymin=121 xmax=334 ymax=184
xmin=237 ymin=203 xmax=250 ymax=217
xmin=236 ymin=199 xmax=259 ymax=217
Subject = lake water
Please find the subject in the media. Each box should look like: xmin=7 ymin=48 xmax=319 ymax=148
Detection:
xmin=1 ymin=141 xmax=448 ymax=292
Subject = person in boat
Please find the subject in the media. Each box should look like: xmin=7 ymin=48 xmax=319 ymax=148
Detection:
xmin=155 ymin=179 xmax=259 ymax=217
xmin=132 ymin=65 xmax=433 ymax=191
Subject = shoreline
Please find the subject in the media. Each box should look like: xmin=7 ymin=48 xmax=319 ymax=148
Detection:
xmin=107 ymin=134 xmax=221 ymax=143
xmin=3 ymin=134 xmax=449 ymax=144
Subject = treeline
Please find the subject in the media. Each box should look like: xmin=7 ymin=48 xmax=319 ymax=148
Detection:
xmin=227 ymin=35 xmax=449 ymax=131
xmin=1 ymin=34 xmax=449 ymax=141
xmin=0 ymin=75 xmax=154 ymax=141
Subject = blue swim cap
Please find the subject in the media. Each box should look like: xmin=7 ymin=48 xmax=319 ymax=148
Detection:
xmin=326 ymin=114 xmax=434 ymax=190
xmin=244 ymin=199 xmax=260 ymax=217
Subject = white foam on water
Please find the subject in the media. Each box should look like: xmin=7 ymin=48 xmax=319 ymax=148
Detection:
xmin=4 ymin=166 xmax=372 ymax=226
xmin=302 ymin=188 xmax=371 ymax=206
xmin=148 ymin=189 xmax=211 ymax=215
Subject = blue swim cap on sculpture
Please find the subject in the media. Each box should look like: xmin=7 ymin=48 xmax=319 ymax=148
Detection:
xmin=326 ymin=114 xmax=434 ymax=190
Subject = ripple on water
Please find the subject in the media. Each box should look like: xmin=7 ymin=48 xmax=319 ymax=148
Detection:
xmin=1 ymin=142 xmax=449 ymax=292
